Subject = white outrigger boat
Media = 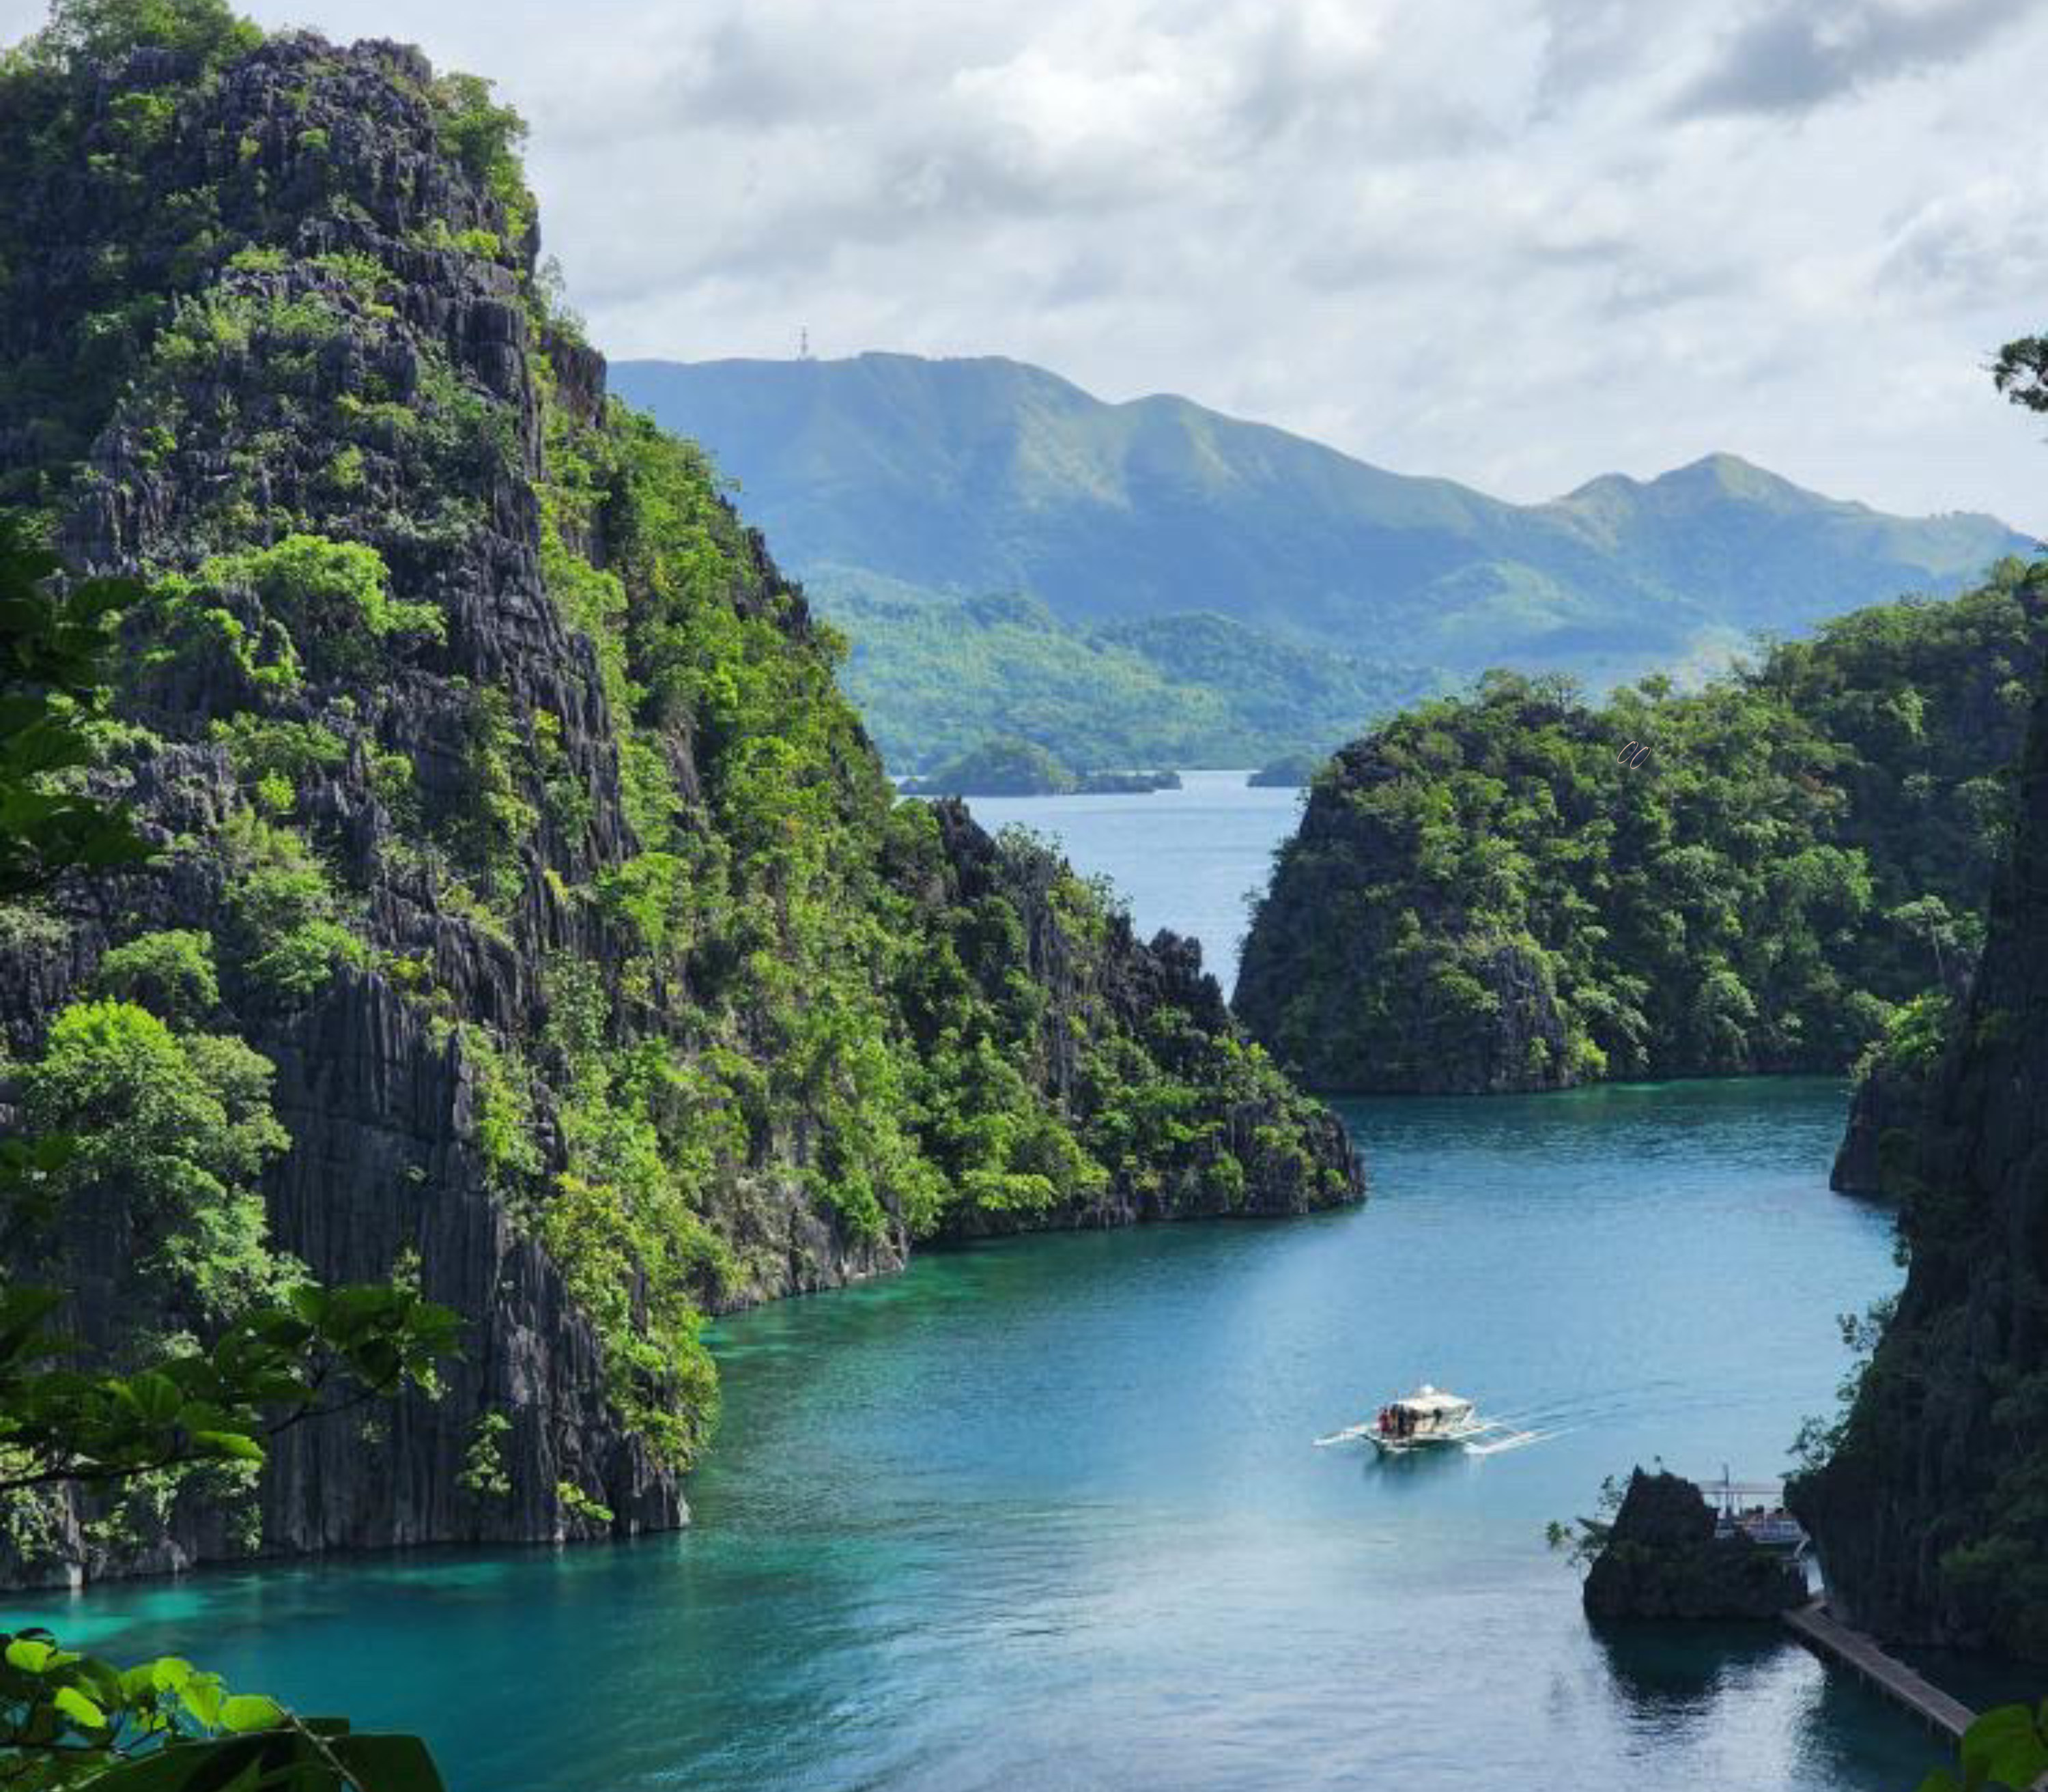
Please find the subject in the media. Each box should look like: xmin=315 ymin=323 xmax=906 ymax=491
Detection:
xmin=1316 ymin=1384 xmax=1515 ymax=1455
xmin=1363 ymin=1385 xmax=1485 ymax=1453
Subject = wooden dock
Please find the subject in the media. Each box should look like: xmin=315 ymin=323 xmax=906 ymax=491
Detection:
xmin=1782 ymin=1599 xmax=1975 ymax=1742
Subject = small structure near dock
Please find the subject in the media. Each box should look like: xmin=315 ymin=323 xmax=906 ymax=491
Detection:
xmin=1581 ymin=1468 xmax=1808 ymax=1621
xmin=1694 ymin=1469 xmax=1810 ymax=1552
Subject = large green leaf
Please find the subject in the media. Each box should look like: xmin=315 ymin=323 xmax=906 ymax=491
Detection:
xmin=50 ymin=1683 xmax=107 ymax=1729
xmin=219 ymin=1694 xmax=286 ymax=1733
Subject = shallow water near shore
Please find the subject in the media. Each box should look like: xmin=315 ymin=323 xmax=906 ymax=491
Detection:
xmin=7 ymin=1077 xmax=1950 ymax=1791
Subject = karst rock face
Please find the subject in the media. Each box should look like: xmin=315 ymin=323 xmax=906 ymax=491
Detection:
xmin=922 ymin=801 xmax=1359 ymax=1236
xmin=1830 ymin=1049 xmax=1933 ymax=1199
xmin=0 ymin=27 xmax=1360 ymax=1586
xmin=0 ymin=31 xmax=685 ymax=1574
xmin=1793 ymin=672 xmax=2048 ymax=1660
xmin=1581 ymin=1470 xmax=1806 ymax=1623
xmin=1234 ymin=730 xmax=1579 ymax=1096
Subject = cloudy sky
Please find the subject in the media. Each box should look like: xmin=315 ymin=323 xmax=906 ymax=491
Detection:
xmin=8 ymin=0 xmax=2048 ymax=532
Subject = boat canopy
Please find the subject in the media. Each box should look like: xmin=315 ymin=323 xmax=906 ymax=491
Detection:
xmin=1393 ymin=1385 xmax=1472 ymax=1417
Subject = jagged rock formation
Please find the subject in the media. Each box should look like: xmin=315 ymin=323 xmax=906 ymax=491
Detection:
xmin=1582 ymin=1470 xmax=1806 ymax=1622
xmin=1236 ymin=717 xmax=1580 ymax=1090
xmin=0 ymin=20 xmax=1360 ymax=1587
xmin=1830 ymin=1058 xmax=1926 ymax=1197
xmin=1792 ymin=674 xmax=2048 ymax=1659
xmin=918 ymin=802 xmax=1354 ymax=1234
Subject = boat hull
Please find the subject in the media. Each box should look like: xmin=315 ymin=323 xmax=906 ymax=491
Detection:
xmin=1366 ymin=1419 xmax=1485 ymax=1454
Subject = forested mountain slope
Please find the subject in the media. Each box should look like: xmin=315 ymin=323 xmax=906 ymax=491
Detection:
xmin=1236 ymin=560 xmax=2048 ymax=1090
xmin=614 ymin=354 xmax=2031 ymax=683
xmin=0 ymin=11 xmax=1358 ymax=1586
xmin=796 ymin=575 xmax=1446 ymax=773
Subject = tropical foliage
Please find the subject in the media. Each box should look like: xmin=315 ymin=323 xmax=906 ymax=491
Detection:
xmin=1238 ymin=555 xmax=2048 ymax=1089
xmin=0 ymin=524 xmax=149 ymax=898
xmin=0 ymin=425 xmax=453 ymax=1784
xmin=1917 ymin=1698 xmax=2048 ymax=1792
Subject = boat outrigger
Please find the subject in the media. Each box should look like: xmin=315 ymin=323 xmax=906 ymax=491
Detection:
xmin=1315 ymin=1384 xmax=1529 ymax=1455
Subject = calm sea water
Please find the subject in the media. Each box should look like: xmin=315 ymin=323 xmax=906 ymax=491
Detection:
xmin=7 ymin=1080 xmax=1937 ymax=1791
xmin=963 ymin=769 xmax=1303 ymax=995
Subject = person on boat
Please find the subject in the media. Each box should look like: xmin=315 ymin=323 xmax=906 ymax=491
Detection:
xmin=1377 ymin=1406 xmax=1391 ymax=1436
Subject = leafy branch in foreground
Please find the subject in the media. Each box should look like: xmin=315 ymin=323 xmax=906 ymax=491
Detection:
xmin=0 ymin=1241 xmax=457 ymax=1792
xmin=0 ymin=518 xmax=151 ymax=902
xmin=1991 ymin=333 xmax=2048 ymax=418
xmin=0 ymin=1282 xmax=457 ymax=1495
xmin=1917 ymin=1697 xmax=2048 ymax=1791
xmin=0 ymin=1630 xmax=440 ymax=1792
xmin=1544 ymin=1473 xmax=1624 ymax=1573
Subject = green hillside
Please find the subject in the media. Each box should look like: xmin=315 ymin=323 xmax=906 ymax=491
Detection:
xmin=1236 ymin=556 xmax=2048 ymax=1090
xmin=612 ymin=356 xmax=2032 ymax=718
xmin=812 ymin=568 xmax=1445 ymax=771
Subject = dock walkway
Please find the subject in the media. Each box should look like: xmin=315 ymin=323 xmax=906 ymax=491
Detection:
xmin=1782 ymin=1599 xmax=1975 ymax=1741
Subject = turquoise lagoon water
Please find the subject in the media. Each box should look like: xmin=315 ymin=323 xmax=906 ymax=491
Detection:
xmin=963 ymin=767 xmax=1302 ymax=994
xmin=2 ymin=781 xmax=1954 ymax=1789
xmin=7 ymin=1079 xmax=1936 ymax=1791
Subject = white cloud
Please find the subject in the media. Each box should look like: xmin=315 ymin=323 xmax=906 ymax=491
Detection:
xmin=2 ymin=0 xmax=2045 ymax=535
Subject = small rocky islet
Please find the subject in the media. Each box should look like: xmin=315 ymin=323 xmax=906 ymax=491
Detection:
xmin=1578 ymin=1470 xmax=1808 ymax=1623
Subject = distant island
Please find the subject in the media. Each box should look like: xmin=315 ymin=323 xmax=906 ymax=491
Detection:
xmin=1248 ymin=750 xmax=1326 ymax=789
xmin=896 ymin=736 xmax=1180 ymax=797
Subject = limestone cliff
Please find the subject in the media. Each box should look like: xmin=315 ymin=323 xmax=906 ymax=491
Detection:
xmin=1238 ymin=571 xmax=2044 ymax=1094
xmin=1791 ymin=674 xmax=2048 ymax=1659
xmin=0 ymin=20 xmax=1361 ymax=1585
xmin=1830 ymin=1028 xmax=1940 ymax=1199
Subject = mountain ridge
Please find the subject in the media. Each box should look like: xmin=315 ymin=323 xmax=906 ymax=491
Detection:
xmin=614 ymin=353 xmax=2032 ymax=683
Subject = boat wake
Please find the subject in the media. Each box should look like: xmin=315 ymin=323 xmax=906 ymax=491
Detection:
xmin=1461 ymin=1425 xmax=1572 ymax=1456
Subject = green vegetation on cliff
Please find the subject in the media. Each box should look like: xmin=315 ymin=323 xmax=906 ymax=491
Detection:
xmin=1237 ymin=556 xmax=2048 ymax=1089
xmin=0 ymin=494 xmax=454 ymax=1789
xmin=0 ymin=0 xmax=1359 ymax=1595
xmin=1789 ymin=339 xmax=2048 ymax=1665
